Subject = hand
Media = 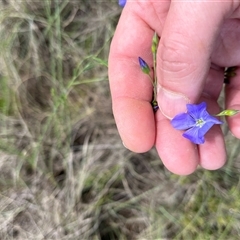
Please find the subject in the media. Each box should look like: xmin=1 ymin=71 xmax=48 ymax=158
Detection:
xmin=108 ymin=1 xmax=240 ymax=175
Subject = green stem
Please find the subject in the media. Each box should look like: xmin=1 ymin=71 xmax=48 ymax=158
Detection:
xmin=151 ymin=32 xmax=159 ymax=103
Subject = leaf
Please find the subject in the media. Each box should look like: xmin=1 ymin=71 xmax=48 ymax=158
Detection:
xmin=92 ymin=57 xmax=108 ymax=67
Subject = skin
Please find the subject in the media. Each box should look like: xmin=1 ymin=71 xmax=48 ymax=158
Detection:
xmin=108 ymin=0 xmax=240 ymax=175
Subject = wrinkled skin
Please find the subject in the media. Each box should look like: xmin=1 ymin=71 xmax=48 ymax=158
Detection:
xmin=108 ymin=0 xmax=240 ymax=175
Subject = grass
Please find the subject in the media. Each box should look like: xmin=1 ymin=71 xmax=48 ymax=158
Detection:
xmin=0 ymin=0 xmax=240 ymax=239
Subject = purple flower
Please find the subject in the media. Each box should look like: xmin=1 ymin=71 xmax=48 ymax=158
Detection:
xmin=171 ymin=102 xmax=223 ymax=144
xmin=118 ymin=0 xmax=126 ymax=7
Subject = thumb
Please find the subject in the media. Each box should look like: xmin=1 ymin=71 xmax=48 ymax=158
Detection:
xmin=157 ymin=1 xmax=236 ymax=118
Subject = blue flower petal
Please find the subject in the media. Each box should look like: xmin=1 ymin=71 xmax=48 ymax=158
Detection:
xmin=187 ymin=102 xmax=207 ymax=119
xmin=202 ymin=111 xmax=223 ymax=125
xmin=171 ymin=113 xmax=195 ymax=130
xmin=118 ymin=0 xmax=126 ymax=7
xmin=183 ymin=126 xmax=205 ymax=144
xmin=197 ymin=121 xmax=215 ymax=138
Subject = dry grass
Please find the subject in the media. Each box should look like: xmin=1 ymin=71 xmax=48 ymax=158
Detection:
xmin=0 ymin=1 xmax=240 ymax=239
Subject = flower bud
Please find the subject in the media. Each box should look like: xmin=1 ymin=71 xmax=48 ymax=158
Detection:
xmin=151 ymin=32 xmax=159 ymax=54
xmin=138 ymin=57 xmax=150 ymax=74
xmin=216 ymin=109 xmax=240 ymax=117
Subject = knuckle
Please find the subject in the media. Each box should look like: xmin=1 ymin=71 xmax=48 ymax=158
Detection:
xmin=158 ymin=38 xmax=198 ymax=77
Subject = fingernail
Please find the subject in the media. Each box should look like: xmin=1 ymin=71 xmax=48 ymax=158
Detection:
xmin=157 ymin=85 xmax=190 ymax=119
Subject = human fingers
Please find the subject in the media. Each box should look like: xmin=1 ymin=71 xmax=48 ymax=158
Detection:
xmin=155 ymin=67 xmax=226 ymax=175
xmin=197 ymin=101 xmax=226 ymax=170
xmin=108 ymin=4 xmax=159 ymax=152
xmin=225 ymin=67 xmax=240 ymax=138
xmin=157 ymin=1 xmax=239 ymax=119
xmin=155 ymin=110 xmax=199 ymax=175
xmin=198 ymin=67 xmax=227 ymax=170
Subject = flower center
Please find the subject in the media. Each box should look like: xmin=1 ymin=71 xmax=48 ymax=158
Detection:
xmin=196 ymin=118 xmax=205 ymax=127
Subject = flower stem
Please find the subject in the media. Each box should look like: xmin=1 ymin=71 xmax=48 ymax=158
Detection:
xmin=151 ymin=32 xmax=159 ymax=111
xmin=138 ymin=33 xmax=160 ymax=112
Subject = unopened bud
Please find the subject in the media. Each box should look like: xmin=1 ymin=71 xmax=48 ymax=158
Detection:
xmin=216 ymin=109 xmax=240 ymax=117
xmin=138 ymin=57 xmax=150 ymax=74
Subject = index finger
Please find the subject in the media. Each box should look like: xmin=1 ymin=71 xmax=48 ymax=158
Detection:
xmin=108 ymin=5 xmax=157 ymax=152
